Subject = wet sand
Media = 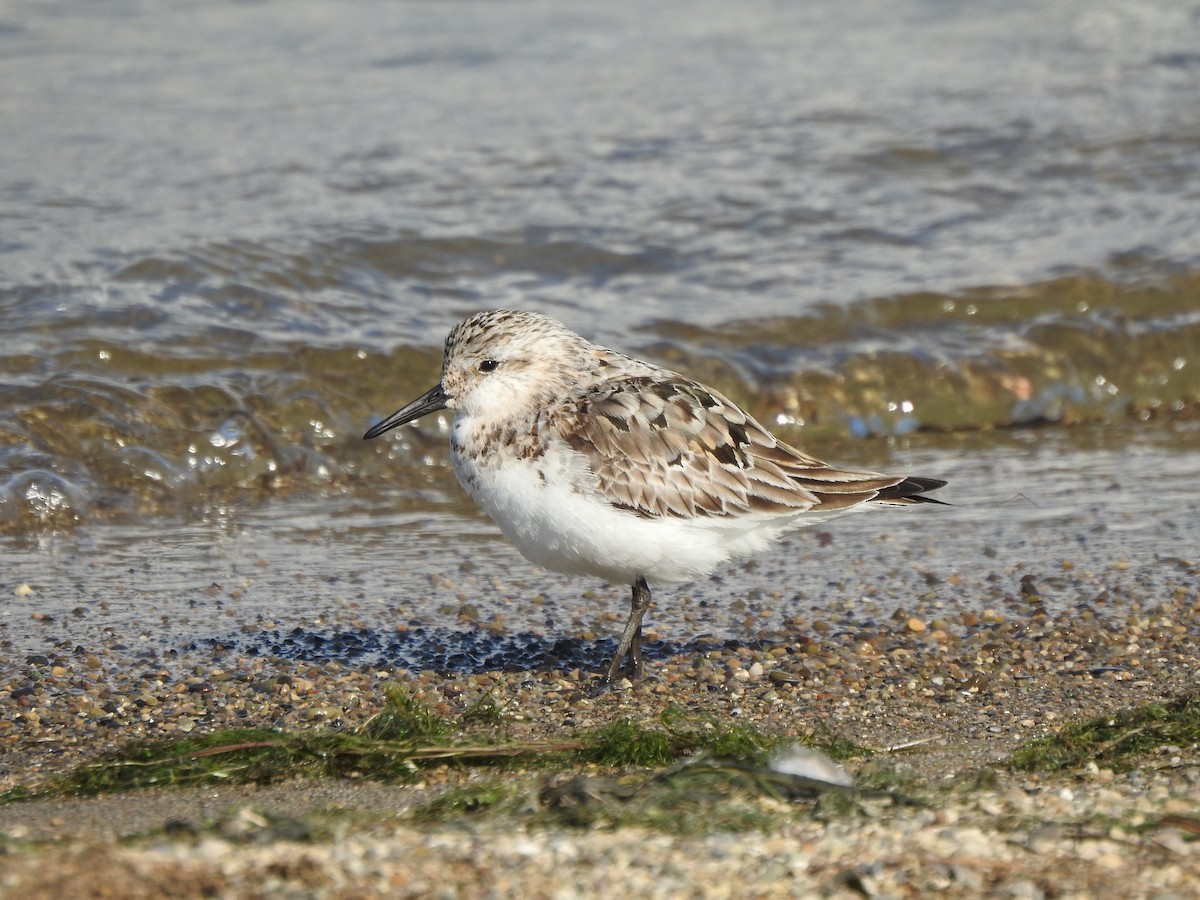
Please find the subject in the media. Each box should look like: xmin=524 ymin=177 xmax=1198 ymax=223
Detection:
xmin=3 ymin=424 xmax=1199 ymax=897
xmin=2 ymin=556 xmax=1197 ymax=898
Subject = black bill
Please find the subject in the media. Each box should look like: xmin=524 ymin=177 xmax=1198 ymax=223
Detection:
xmin=363 ymin=383 xmax=450 ymax=439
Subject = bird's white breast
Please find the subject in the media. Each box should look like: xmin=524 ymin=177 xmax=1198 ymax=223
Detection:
xmin=449 ymin=416 xmax=842 ymax=586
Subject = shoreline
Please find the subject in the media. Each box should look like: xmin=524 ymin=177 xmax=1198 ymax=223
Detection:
xmin=2 ymin=578 xmax=1197 ymax=898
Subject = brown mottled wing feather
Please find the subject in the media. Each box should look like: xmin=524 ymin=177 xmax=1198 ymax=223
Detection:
xmin=552 ymin=375 xmax=914 ymax=519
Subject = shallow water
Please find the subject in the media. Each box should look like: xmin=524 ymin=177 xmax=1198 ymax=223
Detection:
xmin=2 ymin=1 xmax=1199 ymax=664
xmin=5 ymin=424 xmax=1198 ymax=667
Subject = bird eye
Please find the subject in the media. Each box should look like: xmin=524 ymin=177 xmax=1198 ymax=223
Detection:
xmin=479 ymin=359 xmax=499 ymax=373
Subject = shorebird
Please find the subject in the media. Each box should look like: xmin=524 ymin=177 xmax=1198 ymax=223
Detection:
xmin=366 ymin=310 xmax=946 ymax=682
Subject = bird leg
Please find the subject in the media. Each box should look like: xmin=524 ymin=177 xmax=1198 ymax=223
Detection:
xmin=604 ymin=576 xmax=652 ymax=682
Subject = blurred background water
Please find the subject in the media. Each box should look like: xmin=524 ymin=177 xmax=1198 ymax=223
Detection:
xmin=2 ymin=0 xmax=1198 ymax=658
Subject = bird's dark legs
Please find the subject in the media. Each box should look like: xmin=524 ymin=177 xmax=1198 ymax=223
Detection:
xmin=604 ymin=576 xmax=652 ymax=683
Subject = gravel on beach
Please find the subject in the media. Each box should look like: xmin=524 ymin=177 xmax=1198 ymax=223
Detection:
xmin=1 ymin=558 xmax=1198 ymax=898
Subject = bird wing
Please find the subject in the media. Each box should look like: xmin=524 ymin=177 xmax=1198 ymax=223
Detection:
xmin=550 ymin=375 xmax=908 ymax=520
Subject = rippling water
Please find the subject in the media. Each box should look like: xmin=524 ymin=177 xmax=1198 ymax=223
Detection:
xmin=2 ymin=1 xmax=1198 ymax=656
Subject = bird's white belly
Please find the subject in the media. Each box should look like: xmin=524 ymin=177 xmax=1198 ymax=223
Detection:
xmin=451 ymin=436 xmax=839 ymax=586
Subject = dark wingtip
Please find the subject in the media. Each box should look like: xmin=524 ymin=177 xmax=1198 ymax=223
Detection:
xmin=875 ymin=476 xmax=950 ymax=505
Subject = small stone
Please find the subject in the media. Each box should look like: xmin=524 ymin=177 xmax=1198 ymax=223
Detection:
xmin=768 ymin=671 xmax=804 ymax=685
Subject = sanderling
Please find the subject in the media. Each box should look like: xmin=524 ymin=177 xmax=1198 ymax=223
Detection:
xmin=365 ymin=310 xmax=946 ymax=682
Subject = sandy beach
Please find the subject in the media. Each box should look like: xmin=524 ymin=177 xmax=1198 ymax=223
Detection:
xmin=3 ymin=557 xmax=1197 ymax=898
